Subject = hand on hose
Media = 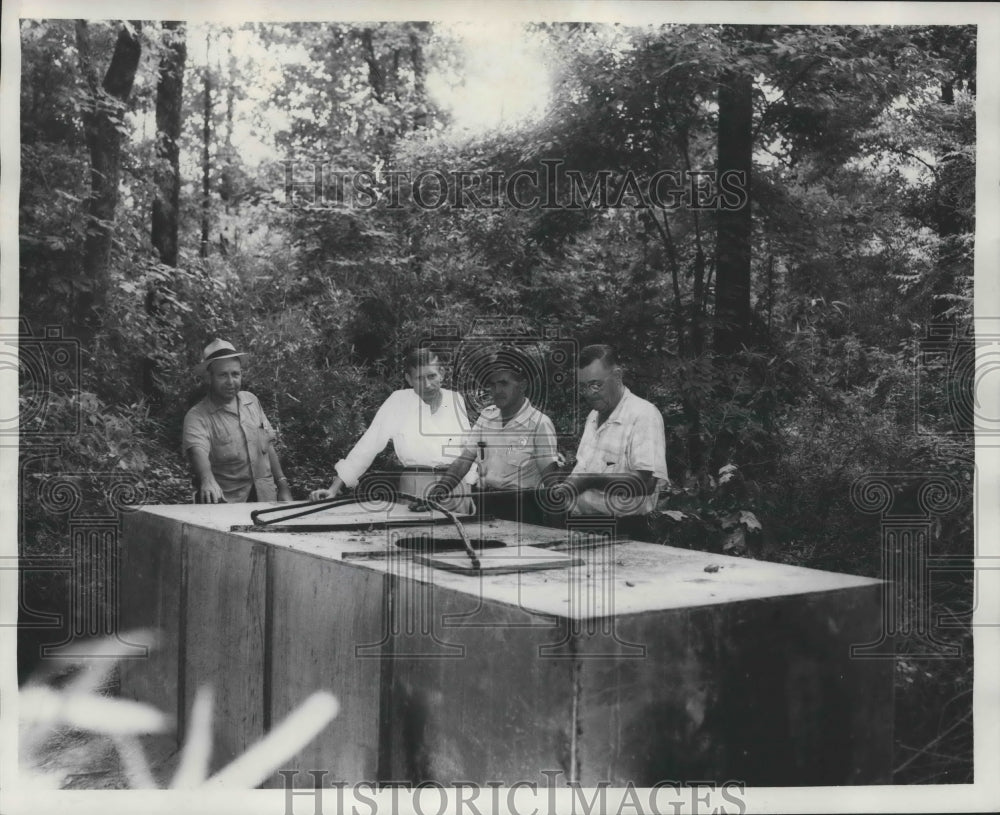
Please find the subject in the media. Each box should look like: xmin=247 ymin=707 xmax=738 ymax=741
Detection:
xmin=310 ymin=477 xmax=345 ymax=502
xmin=408 ymin=480 xmax=452 ymax=512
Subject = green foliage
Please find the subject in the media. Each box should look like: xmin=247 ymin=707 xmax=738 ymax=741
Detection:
xmin=18 ymin=20 xmax=976 ymax=783
xmin=649 ymin=463 xmax=764 ymax=556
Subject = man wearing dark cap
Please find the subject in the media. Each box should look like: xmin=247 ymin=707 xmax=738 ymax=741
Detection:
xmin=182 ymin=338 xmax=293 ymax=504
xmin=435 ymin=347 xmax=560 ymax=504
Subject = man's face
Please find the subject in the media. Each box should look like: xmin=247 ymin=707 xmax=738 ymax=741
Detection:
xmin=207 ymin=357 xmax=242 ymax=403
xmin=578 ymin=358 xmax=623 ymax=415
xmin=405 ymin=362 xmax=442 ymax=404
xmin=488 ymin=369 xmax=527 ymax=414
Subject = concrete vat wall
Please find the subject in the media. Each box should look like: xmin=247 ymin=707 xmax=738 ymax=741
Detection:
xmin=120 ymin=503 xmax=892 ymax=786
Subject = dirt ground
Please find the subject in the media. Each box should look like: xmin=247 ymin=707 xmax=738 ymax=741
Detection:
xmin=23 ymin=727 xmax=182 ymax=789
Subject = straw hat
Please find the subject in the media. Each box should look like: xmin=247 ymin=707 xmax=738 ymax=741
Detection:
xmin=194 ymin=338 xmax=248 ymax=376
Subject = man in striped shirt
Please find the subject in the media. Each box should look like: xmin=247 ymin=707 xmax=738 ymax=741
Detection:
xmin=436 ymin=347 xmax=560 ymax=492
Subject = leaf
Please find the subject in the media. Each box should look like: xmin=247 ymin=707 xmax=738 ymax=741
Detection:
xmin=662 ymin=510 xmax=687 ymax=521
xmin=720 ymin=511 xmax=740 ymax=530
xmin=20 ymin=687 xmax=170 ymax=734
xmin=722 ymin=527 xmax=746 ymax=555
xmin=739 ymin=510 xmax=762 ymax=532
xmin=203 ymin=692 xmax=339 ymax=788
xmin=78 ymin=391 xmax=100 ymax=413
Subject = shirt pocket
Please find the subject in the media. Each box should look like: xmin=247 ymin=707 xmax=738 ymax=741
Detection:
xmin=503 ymin=437 xmax=534 ymax=470
xmin=252 ymin=424 xmax=274 ymax=457
xmin=212 ymin=433 xmax=244 ymax=465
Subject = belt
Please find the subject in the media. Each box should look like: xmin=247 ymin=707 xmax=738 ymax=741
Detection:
xmin=397 ymin=465 xmax=450 ymax=473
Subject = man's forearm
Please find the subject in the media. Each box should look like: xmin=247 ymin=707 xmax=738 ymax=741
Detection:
xmin=267 ymin=444 xmax=287 ymax=483
xmin=188 ymin=448 xmax=216 ymax=483
xmin=564 ymin=471 xmax=656 ymax=494
xmin=439 ymin=449 xmax=476 ymax=488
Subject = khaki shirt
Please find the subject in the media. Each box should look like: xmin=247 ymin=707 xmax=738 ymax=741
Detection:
xmin=182 ymin=391 xmax=277 ymax=502
xmin=465 ymin=399 xmax=559 ymax=490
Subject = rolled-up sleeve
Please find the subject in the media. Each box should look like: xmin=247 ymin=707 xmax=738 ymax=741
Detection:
xmin=627 ymin=405 xmax=669 ymax=481
xmin=454 ymin=394 xmax=479 ymax=485
xmin=182 ymin=407 xmax=212 ymax=456
xmin=335 ymin=393 xmax=396 ymax=488
xmin=533 ymin=415 xmax=559 ymax=470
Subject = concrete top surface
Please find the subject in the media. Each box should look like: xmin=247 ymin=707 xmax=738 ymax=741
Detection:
xmin=134 ymin=503 xmax=882 ymax=619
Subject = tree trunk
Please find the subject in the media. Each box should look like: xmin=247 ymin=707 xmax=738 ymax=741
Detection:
xmin=930 ymin=78 xmax=963 ymax=324
xmin=152 ymin=21 xmax=186 ymax=265
xmin=410 ymin=23 xmax=429 ymax=129
xmin=200 ymin=31 xmax=213 ymax=259
xmin=713 ymin=26 xmax=757 ymax=355
xmin=221 ymin=32 xmax=237 ymax=219
xmin=145 ymin=21 xmax=186 ymax=407
xmin=74 ymin=20 xmax=142 ymax=347
xmin=361 ymin=28 xmax=385 ymax=103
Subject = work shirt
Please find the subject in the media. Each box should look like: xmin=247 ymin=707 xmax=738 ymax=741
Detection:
xmin=465 ymin=399 xmax=559 ymax=490
xmin=182 ymin=391 xmax=278 ymax=503
xmin=335 ymin=388 xmax=476 ymax=488
xmin=571 ymin=387 xmax=668 ymax=516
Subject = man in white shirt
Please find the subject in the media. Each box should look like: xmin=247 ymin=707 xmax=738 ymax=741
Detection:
xmin=309 ymin=349 xmax=475 ymax=508
xmin=558 ymin=344 xmax=668 ymax=517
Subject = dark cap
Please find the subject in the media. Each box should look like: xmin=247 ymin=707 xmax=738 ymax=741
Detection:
xmin=487 ymin=347 xmax=531 ymax=381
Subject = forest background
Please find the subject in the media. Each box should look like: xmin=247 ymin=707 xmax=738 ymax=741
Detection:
xmin=13 ymin=15 xmax=978 ymax=786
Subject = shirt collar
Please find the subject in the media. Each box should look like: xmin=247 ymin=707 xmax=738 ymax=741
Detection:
xmin=482 ymin=398 xmax=535 ymax=428
xmin=206 ymin=391 xmax=252 ymax=414
xmin=505 ymin=398 xmax=537 ymax=428
xmin=589 ymin=387 xmax=633 ymax=427
xmin=413 ymin=388 xmax=450 ymax=409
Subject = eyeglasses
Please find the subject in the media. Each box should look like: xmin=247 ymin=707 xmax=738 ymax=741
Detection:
xmin=579 ymin=378 xmax=611 ymax=393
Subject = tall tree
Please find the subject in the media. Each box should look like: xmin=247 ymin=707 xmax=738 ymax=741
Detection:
xmin=74 ymin=20 xmax=142 ymax=347
xmin=199 ymin=29 xmax=213 ymax=259
xmin=925 ymin=26 xmax=975 ymax=324
xmin=144 ymin=21 xmax=186 ymax=406
xmin=713 ymin=25 xmax=761 ymax=355
xmin=151 ymin=21 xmax=186 ymax=265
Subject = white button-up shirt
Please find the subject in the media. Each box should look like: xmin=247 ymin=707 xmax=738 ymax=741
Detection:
xmin=465 ymin=399 xmax=559 ymax=490
xmin=571 ymin=387 xmax=668 ymax=516
xmin=335 ymin=388 xmax=475 ymax=488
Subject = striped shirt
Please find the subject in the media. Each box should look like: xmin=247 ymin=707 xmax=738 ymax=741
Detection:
xmin=466 ymin=399 xmax=559 ymax=490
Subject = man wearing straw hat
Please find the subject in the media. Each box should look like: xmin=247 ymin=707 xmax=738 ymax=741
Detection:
xmin=182 ymin=338 xmax=293 ymax=504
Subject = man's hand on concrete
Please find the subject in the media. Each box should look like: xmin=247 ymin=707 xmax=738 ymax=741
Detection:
xmin=198 ymin=477 xmax=225 ymax=504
